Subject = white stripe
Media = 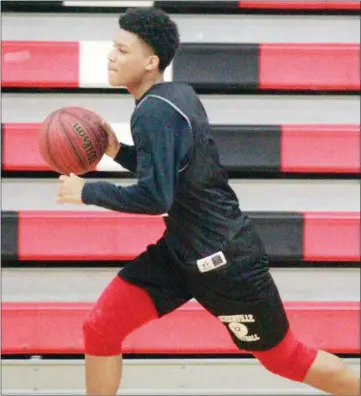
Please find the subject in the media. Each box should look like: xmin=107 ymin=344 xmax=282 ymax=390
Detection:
xmin=164 ymin=61 xmax=173 ymax=82
xmin=79 ymin=41 xmax=113 ymax=88
xmin=3 ymin=268 xmax=360 ymax=302
xmin=97 ymin=123 xmax=133 ymax=172
xmin=64 ymin=1 xmax=154 ymax=7
xmin=79 ymin=41 xmax=173 ymax=88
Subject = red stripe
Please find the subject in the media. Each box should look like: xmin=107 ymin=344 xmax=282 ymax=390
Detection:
xmin=18 ymin=211 xmax=166 ymax=261
xmin=4 ymin=123 xmax=360 ymax=173
xmin=281 ymin=125 xmax=361 ymax=173
xmin=238 ymin=1 xmax=361 ymax=10
xmin=2 ymin=41 xmax=79 ymax=88
xmin=2 ymin=123 xmax=51 ymax=171
xmin=259 ymin=44 xmax=360 ymax=90
xmin=304 ymin=212 xmax=360 ymax=261
xmin=2 ymin=301 xmax=359 ymax=355
xmin=17 ymin=211 xmax=360 ymax=262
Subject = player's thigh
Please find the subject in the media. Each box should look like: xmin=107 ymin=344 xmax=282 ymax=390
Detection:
xmin=83 ymin=273 xmax=159 ymax=354
xmin=188 ymin=254 xmax=290 ymax=352
xmin=119 ymin=238 xmax=193 ymax=317
xmin=83 ymin=240 xmax=192 ymax=356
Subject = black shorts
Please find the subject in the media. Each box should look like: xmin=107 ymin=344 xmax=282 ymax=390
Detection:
xmin=119 ymin=236 xmax=290 ymax=352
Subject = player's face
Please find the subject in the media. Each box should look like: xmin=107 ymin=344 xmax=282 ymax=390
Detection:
xmin=107 ymin=28 xmax=159 ymax=87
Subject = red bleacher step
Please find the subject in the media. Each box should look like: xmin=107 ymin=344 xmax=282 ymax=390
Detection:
xmin=3 ymin=123 xmax=360 ymax=173
xmin=238 ymin=1 xmax=361 ymax=10
xmin=2 ymin=41 xmax=360 ymax=90
xmin=2 ymin=301 xmax=360 ymax=355
xmin=15 ymin=211 xmax=360 ymax=262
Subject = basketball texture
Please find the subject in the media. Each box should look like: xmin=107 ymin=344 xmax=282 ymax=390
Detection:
xmin=38 ymin=107 xmax=108 ymax=175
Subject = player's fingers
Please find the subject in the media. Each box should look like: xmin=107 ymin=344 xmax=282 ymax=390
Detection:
xmin=101 ymin=119 xmax=111 ymax=132
xmin=59 ymin=175 xmax=68 ymax=182
xmin=56 ymin=195 xmax=64 ymax=204
xmin=101 ymin=120 xmax=116 ymax=138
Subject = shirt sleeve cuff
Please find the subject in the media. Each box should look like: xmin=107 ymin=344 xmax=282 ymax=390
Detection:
xmin=81 ymin=182 xmax=97 ymax=205
xmin=114 ymin=144 xmax=133 ymax=165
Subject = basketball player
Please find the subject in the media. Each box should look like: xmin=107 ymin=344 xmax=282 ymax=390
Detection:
xmin=57 ymin=7 xmax=360 ymax=396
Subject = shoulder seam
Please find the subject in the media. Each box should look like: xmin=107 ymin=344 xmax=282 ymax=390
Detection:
xmin=137 ymin=94 xmax=192 ymax=133
xmin=135 ymin=94 xmax=193 ymax=174
xmin=148 ymin=95 xmax=192 ymax=173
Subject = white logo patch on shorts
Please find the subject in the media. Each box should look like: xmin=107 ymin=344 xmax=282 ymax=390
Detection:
xmin=196 ymin=251 xmax=227 ymax=273
xmin=218 ymin=314 xmax=261 ymax=342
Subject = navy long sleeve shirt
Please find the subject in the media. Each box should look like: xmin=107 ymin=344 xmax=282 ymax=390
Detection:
xmin=82 ymin=95 xmax=192 ymax=214
xmin=82 ymin=82 xmax=265 ymax=265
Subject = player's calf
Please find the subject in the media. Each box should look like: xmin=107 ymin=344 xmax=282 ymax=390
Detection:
xmin=303 ymin=350 xmax=360 ymax=395
xmin=253 ymin=331 xmax=360 ymax=395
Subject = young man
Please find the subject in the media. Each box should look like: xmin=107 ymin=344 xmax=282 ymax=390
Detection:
xmin=58 ymin=7 xmax=360 ymax=396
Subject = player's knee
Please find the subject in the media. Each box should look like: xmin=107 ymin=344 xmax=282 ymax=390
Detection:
xmin=82 ymin=307 xmax=123 ymax=357
xmin=253 ymin=330 xmax=318 ymax=382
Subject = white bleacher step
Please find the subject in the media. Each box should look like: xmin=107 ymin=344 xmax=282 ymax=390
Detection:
xmin=3 ymin=267 xmax=360 ymax=303
xmin=2 ymin=179 xmax=360 ymax=212
xmin=3 ymin=13 xmax=360 ymax=43
xmin=3 ymin=358 xmax=360 ymax=395
xmin=3 ymin=93 xmax=360 ymax=125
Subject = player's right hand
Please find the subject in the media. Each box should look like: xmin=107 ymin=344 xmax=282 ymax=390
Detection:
xmin=102 ymin=120 xmax=121 ymax=159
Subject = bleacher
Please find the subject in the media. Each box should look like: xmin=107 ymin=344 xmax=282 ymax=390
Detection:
xmin=1 ymin=1 xmax=360 ymax=395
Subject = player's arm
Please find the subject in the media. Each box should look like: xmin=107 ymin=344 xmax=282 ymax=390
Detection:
xmin=102 ymin=120 xmax=137 ymax=173
xmin=113 ymin=144 xmax=137 ymax=173
xmin=81 ymin=111 xmax=191 ymax=214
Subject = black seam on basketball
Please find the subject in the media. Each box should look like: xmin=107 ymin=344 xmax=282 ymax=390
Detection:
xmin=59 ymin=113 xmax=88 ymax=172
xmin=45 ymin=113 xmax=65 ymax=174
xmin=63 ymin=109 xmax=107 ymax=155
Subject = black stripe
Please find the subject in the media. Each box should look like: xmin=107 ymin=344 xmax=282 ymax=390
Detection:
xmin=0 ymin=0 xmax=238 ymax=14
xmin=211 ymin=125 xmax=281 ymax=172
xmin=1 ymin=211 xmax=19 ymax=261
xmin=156 ymin=1 xmax=239 ymax=13
xmin=173 ymin=44 xmax=259 ymax=90
xmin=247 ymin=212 xmax=303 ymax=261
xmin=1 ymin=1 xmax=62 ymax=12
xmin=3 ymin=87 xmax=359 ymax=96
xmin=2 ymin=1 xmax=357 ymax=15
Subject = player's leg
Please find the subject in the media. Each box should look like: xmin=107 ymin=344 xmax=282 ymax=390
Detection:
xmin=83 ymin=275 xmax=158 ymax=395
xmin=83 ymin=240 xmax=192 ymax=395
xmin=251 ymin=310 xmax=360 ymax=394
xmin=240 ymin=260 xmax=360 ymax=395
xmin=252 ymin=326 xmax=360 ymax=394
xmin=302 ymin=350 xmax=360 ymax=395
xmin=189 ymin=251 xmax=360 ymax=395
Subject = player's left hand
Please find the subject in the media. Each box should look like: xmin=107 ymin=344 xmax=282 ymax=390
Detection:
xmin=57 ymin=173 xmax=86 ymax=204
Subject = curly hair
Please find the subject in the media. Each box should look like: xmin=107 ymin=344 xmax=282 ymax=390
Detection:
xmin=118 ymin=7 xmax=180 ymax=72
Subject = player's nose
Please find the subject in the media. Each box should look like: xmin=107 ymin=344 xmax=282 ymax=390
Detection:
xmin=107 ymin=48 xmax=117 ymax=62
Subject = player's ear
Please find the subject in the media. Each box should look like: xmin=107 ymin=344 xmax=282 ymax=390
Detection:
xmin=145 ymin=55 xmax=160 ymax=71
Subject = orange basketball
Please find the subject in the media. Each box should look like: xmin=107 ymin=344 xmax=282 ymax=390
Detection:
xmin=38 ymin=107 xmax=108 ymax=175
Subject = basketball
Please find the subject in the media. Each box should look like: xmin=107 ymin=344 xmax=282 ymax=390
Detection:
xmin=38 ymin=107 xmax=108 ymax=175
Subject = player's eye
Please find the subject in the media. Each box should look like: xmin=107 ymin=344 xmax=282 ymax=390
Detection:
xmin=112 ymin=44 xmax=126 ymax=54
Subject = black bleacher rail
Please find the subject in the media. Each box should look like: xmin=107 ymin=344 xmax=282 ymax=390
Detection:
xmin=1 ymin=0 xmax=360 ymax=15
